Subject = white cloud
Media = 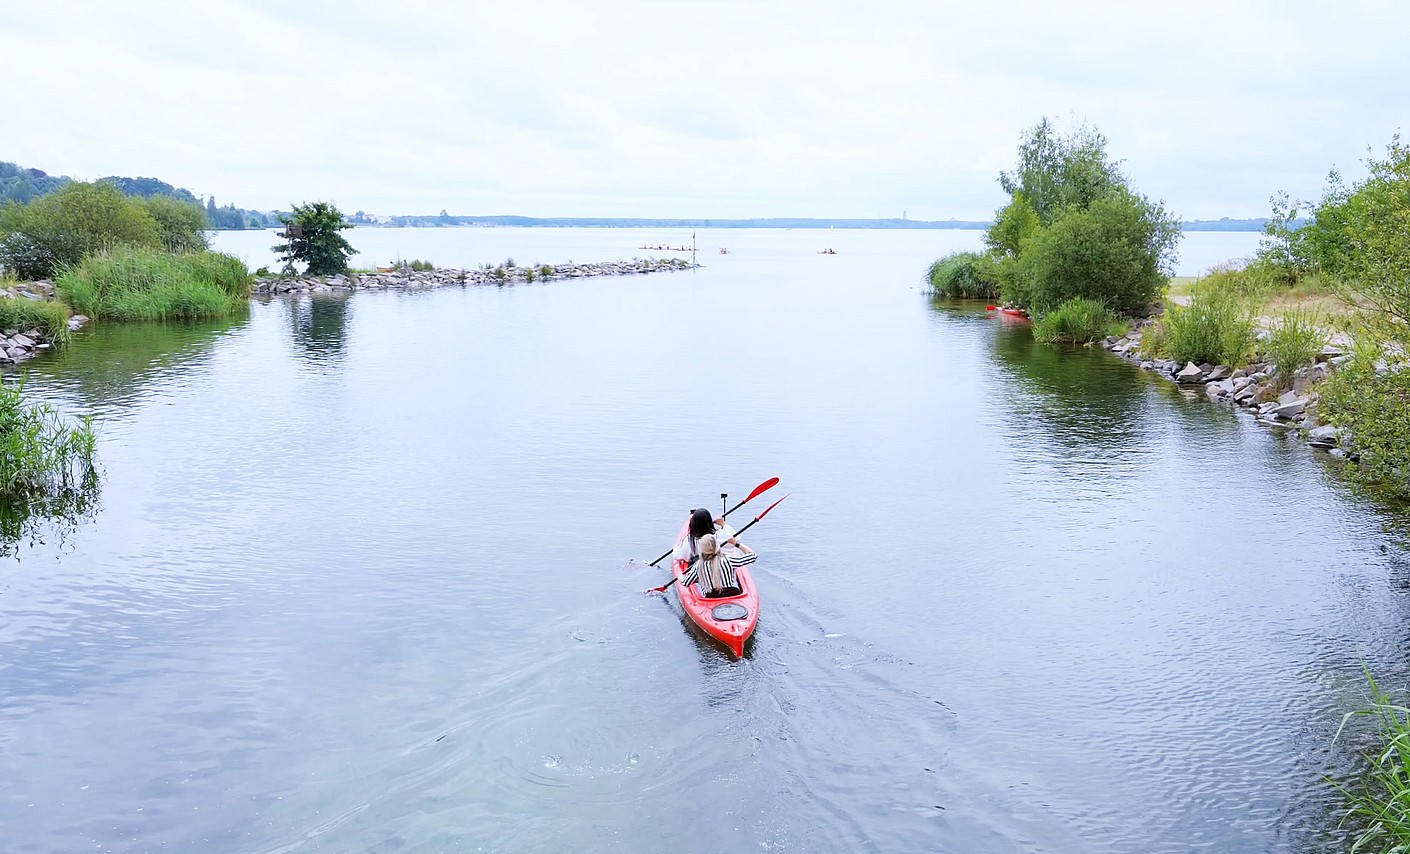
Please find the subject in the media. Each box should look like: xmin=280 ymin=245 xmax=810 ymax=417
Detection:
xmin=3 ymin=0 xmax=1405 ymax=219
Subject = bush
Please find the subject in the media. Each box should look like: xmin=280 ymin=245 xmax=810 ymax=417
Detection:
xmin=1159 ymin=287 xmax=1257 ymax=366
xmin=1013 ymin=188 xmax=1180 ymax=314
xmin=0 ymin=297 xmax=71 ymax=345
xmin=272 ymin=202 xmax=356 ymax=275
xmin=1032 ymin=297 xmax=1122 ymax=344
xmin=403 ymin=258 xmax=434 ymax=272
xmin=0 ymin=182 xmax=161 ymax=280
xmin=56 ymin=246 xmax=251 ymax=321
xmin=1319 ymin=342 xmax=1410 ymax=498
xmin=1260 ymin=308 xmax=1325 ymax=389
xmin=143 ymin=195 xmax=209 ymax=253
xmin=925 ymin=251 xmax=999 ymax=299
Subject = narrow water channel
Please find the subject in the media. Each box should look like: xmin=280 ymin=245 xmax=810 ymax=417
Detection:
xmin=2 ymin=229 xmax=1405 ymax=851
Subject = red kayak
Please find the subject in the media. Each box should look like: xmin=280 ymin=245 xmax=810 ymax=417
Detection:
xmin=670 ymin=519 xmax=759 ymax=658
xmin=986 ymin=305 xmax=1031 ymax=322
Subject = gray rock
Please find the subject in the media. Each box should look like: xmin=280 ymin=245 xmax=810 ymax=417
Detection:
xmin=10 ymin=333 xmax=35 ymax=349
xmin=1232 ymin=377 xmax=1252 ymax=393
xmin=1206 ymin=365 xmax=1232 ymax=382
xmin=5 ymin=346 xmax=27 ymax=360
xmin=1330 ymin=448 xmax=1349 ymax=459
xmin=1317 ymin=345 xmax=1345 ymax=362
xmin=1307 ymin=425 xmax=1341 ymax=447
xmin=1231 ymin=368 xmax=1247 ymax=379
xmin=1198 ymin=363 xmax=1215 ymax=374
xmin=1176 ymin=362 xmax=1206 ymax=384
xmin=1272 ymin=396 xmax=1310 ymax=419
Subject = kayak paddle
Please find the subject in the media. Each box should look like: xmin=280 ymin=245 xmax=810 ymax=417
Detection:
xmin=645 ymin=476 xmax=779 ymax=568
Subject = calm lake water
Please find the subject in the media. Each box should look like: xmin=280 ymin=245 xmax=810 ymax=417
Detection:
xmin=4 ymin=227 xmax=1408 ymax=852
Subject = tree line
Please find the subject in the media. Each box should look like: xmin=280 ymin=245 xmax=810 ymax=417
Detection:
xmin=0 ymin=161 xmax=274 ymax=230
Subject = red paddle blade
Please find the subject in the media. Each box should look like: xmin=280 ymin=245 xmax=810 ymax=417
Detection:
xmin=754 ymin=493 xmax=790 ymax=521
xmin=744 ymin=476 xmax=780 ymax=503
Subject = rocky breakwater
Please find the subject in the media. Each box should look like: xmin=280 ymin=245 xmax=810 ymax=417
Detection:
xmin=252 ymin=258 xmax=697 ymax=296
xmin=0 ymin=279 xmax=89 ymax=366
xmin=1101 ymin=322 xmax=1355 ymax=458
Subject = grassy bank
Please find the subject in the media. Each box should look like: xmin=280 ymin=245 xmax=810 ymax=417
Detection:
xmin=0 ymin=294 xmax=71 ymax=345
xmin=56 ymin=247 xmax=251 ymax=321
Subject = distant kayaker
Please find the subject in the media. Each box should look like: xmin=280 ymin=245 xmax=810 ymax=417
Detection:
xmin=673 ymin=508 xmax=756 ymax=597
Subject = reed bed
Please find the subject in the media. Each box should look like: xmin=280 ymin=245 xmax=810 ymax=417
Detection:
xmin=57 ymin=246 xmax=250 ymax=321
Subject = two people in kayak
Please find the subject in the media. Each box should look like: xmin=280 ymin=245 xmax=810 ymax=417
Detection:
xmin=672 ymin=507 xmax=756 ymax=598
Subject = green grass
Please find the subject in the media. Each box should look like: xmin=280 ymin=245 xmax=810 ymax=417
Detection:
xmin=1032 ymin=297 xmax=1125 ymax=344
xmin=0 ymin=380 xmax=95 ymax=497
xmin=1261 ymin=308 xmax=1326 ymax=389
xmin=0 ymin=297 xmax=72 ymax=345
xmin=1334 ymin=671 xmax=1410 ymax=852
xmin=925 ymin=252 xmax=1000 ymax=299
xmin=1158 ymin=283 xmax=1258 ymax=366
xmin=56 ymin=246 xmax=251 ymax=321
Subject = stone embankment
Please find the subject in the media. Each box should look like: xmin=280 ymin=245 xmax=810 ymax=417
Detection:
xmin=1100 ymin=321 xmax=1354 ymax=457
xmin=0 ymin=279 xmax=89 ymax=365
xmin=253 ymin=258 xmax=696 ymax=296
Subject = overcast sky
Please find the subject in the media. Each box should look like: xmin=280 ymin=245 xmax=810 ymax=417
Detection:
xmin=3 ymin=1 xmax=1405 ymax=220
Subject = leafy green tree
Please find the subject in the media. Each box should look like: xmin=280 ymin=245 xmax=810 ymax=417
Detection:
xmin=998 ymin=118 xmax=1123 ymax=226
xmin=0 ymin=181 xmax=161 ymax=279
xmin=1012 ymin=188 xmax=1180 ymax=314
xmin=144 ymin=195 xmax=209 ymax=253
xmin=273 ymin=202 xmax=356 ymax=275
xmin=1337 ymin=136 xmax=1410 ymax=329
xmin=984 ymin=194 xmax=1040 ymax=259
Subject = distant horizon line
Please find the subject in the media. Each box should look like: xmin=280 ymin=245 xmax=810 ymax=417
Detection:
xmin=335 ymin=214 xmax=1271 ymax=232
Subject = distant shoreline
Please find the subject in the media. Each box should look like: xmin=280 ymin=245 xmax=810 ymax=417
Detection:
xmin=216 ymin=217 xmax=1271 ymax=233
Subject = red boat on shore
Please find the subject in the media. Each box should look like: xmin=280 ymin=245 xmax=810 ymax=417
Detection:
xmin=669 ymin=518 xmax=759 ymax=658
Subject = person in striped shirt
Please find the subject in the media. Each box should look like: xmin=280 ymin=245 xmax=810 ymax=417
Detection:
xmin=673 ymin=508 xmax=757 ymax=598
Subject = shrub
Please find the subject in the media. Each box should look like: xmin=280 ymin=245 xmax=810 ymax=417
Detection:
xmin=405 ymin=258 xmax=433 ymax=272
xmin=272 ymin=201 xmax=356 ymax=275
xmin=1032 ymin=297 xmax=1122 ymax=344
xmin=56 ymin=246 xmax=251 ymax=321
xmin=537 ymin=264 xmax=553 ymax=279
xmin=1159 ymin=287 xmax=1257 ymax=366
xmin=143 ymin=195 xmax=209 ymax=253
xmin=1013 ymin=187 xmax=1180 ymax=315
xmin=925 ymin=251 xmax=999 ymax=299
xmin=1261 ymin=308 xmax=1325 ymax=390
xmin=1319 ymin=341 xmax=1410 ymax=498
xmin=0 ymin=182 xmax=161 ymax=279
xmin=0 ymin=297 xmax=71 ymax=345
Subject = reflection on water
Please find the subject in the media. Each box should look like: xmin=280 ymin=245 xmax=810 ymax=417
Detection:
xmin=283 ymin=294 xmax=351 ymax=361
xmin=0 ymin=471 xmax=100 ymax=558
xmin=20 ymin=315 xmax=248 ymax=415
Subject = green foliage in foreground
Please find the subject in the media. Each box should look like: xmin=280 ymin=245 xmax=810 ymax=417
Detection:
xmin=925 ymin=251 xmax=999 ymax=299
xmin=0 ymin=296 xmax=72 ymax=345
xmin=0 ymin=381 xmax=95 ymax=499
xmin=1031 ymin=297 xmax=1124 ymax=344
xmin=0 ymin=182 xmax=163 ymax=280
xmin=1260 ymin=308 xmax=1325 ymax=391
xmin=56 ymin=247 xmax=251 ymax=321
xmin=1320 ymin=344 xmax=1410 ymax=500
xmin=1334 ymin=671 xmax=1410 ymax=852
xmin=1157 ymin=285 xmax=1257 ymax=367
xmin=274 ymin=202 xmax=356 ymax=276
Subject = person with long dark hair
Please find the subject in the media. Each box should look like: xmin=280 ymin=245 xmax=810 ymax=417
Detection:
xmin=671 ymin=507 xmax=756 ymax=597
